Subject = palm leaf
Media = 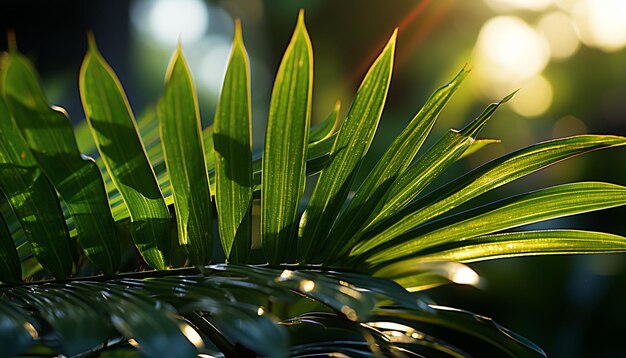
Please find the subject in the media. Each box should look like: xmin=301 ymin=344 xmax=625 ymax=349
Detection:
xmin=298 ymin=28 xmax=397 ymax=263
xmin=363 ymin=182 xmax=626 ymax=266
xmin=79 ymin=35 xmax=171 ymax=269
xmin=158 ymin=46 xmax=213 ymax=266
xmin=3 ymin=50 xmax=120 ymax=275
xmin=213 ymin=20 xmax=253 ymax=263
xmin=261 ymin=10 xmax=313 ymax=264
xmin=0 ymin=98 xmax=72 ymax=278
xmin=355 ymin=135 xmax=626 ymax=256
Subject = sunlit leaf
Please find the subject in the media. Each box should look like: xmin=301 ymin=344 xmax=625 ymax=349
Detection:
xmin=261 ymin=10 xmax=313 ymax=264
xmin=326 ymin=68 xmax=469 ymax=259
xmin=356 ymin=135 xmax=626 ymax=256
xmin=364 ymin=182 xmax=626 ymax=265
xmin=298 ymin=28 xmax=397 ymax=263
xmin=405 ymin=230 xmax=626 ymax=264
xmin=158 ymin=46 xmax=212 ymax=266
xmin=79 ymin=35 xmax=171 ymax=269
xmin=213 ymin=20 xmax=253 ymax=263
xmin=457 ymin=138 xmax=500 ymax=160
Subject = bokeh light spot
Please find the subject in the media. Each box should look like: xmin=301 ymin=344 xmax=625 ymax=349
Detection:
xmin=510 ymin=75 xmax=554 ymax=117
xmin=572 ymin=0 xmax=626 ymax=52
xmin=537 ymin=11 xmax=580 ymax=60
xmin=131 ymin=0 xmax=209 ymax=46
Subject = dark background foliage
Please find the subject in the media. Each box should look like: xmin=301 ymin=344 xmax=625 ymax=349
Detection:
xmin=1 ymin=0 xmax=626 ymax=356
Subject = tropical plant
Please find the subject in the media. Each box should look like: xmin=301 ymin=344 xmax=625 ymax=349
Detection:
xmin=0 ymin=10 xmax=625 ymax=357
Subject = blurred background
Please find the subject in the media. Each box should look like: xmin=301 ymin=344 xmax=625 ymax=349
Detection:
xmin=1 ymin=0 xmax=625 ymax=356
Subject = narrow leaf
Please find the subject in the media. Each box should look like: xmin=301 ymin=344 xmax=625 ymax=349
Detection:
xmin=366 ymin=93 xmax=514 ymax=232
xmin=79 ymin=35 xmax=171 ymax=269
xmin=158 ymin=46 xmax=212 ymax=266
xmin=213 ymin=20 xmax=252 ymax=263
xmin=298 ymin=28 xmax=397 ymax=262
xmin=3 ymin=51 xmax=120 ymax=275
xmin=309 ymin=100 xmax=340 ymax=143
xmin=364 ymin=182 xmax=626 ymax=265
xmin=261 ymin=10 xmax=313 ymax=264
xmin=0 ymin=98 xmax=72 ymax=278
xmin=357 ymin=135 xmax=626 ymax=255
xmin=408 ymin=230 xmax=626 ymax=264
xmin=325 ymin=68 xmax=469 ymax=259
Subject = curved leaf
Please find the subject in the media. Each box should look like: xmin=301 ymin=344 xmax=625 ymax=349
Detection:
xmin=364 ymin=182 xmax=626 ymax=265
xmin=0 ymin=98 xmax=72 ymax=278
xmin=261 ymin=10 xmax=313 ymax=264
xmin=325 ymin=69 xmax=474 ymax=259
xmin=298 ymin=28 xmax=397 ymax=263
xmin=213 ymin=20 xmax=253 ymax=263
xmin=407 ymin=230 xmax=626 ymax=264
xmin=79 ymin=35 xmax=171 ymax=269
xmin=3 ymin=51 xmax=120 ymax=275
xmin=357 ymin=135 xmax=626 ymax=256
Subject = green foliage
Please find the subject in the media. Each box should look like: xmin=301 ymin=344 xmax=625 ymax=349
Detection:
xmin=0 ymin=11 xmax=625 ymax=357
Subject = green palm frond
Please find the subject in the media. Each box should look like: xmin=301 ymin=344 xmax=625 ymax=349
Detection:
xmin=0 ymin=10 xmax=624 ymax=357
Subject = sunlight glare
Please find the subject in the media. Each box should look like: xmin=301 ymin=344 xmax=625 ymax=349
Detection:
xmin=180 ymin=323 xmax=204 ymax=348
xmin=300 ymin=280 xmax=315 ymax=292
xmin=510 ymin=75 xmax=553 ymax=117
xmin=450 ymin=266 xmax=480 ymax=285
xmin=537 ymin=12 xmax=580 ymax=59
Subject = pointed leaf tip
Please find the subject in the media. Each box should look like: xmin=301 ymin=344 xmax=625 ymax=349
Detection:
xmin=501 ymin=89 xmax=519 ymax=103
xmin=234 ymin=18 xmax=243 ymax=42
xmin=298 ymin=9 xmax=305 ymax=23
xmin=86 ymin=31 xmax=98 ymax=51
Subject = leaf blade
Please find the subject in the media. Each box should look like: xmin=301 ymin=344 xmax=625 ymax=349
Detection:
xmin=158 ymin=47 xmax=213 ymax=266
xmin=213 ymin=20 xmax=253 ymax=263
xmin=3 ymin=51 xmax=120 ymax=275
xmin=298 ymin=29 xmax=397 ymax=262
xmin=364 ymin=182 xmax=626 ymax=265
xmin=325 ymin=68 xmax=469 ymax=259
xmin=261 ymin=10 xmax=313 ymax=264
xmin=0 ymin=98 xmax=72 ymax=278
xmin=79 ymin=36 xmax=171 ymax=269
xmin=356 ymin=135 xmax=626 ymax=255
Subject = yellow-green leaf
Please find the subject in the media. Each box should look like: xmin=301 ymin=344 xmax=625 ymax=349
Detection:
xmin=298 ymin=29 xmax=397 ymax=263
xmin=79 ymin=36 xmax=171 ymax=270
xmin=3 ymin=50 xmax=120 ymax=275
xmin=261 ymin=10 xmax=313 ymax=264
xmin=158 ymin=46 xmax=213 ymax=266
xmin=325 ymin=68 xmax=469 ymax=260
xmin=364 ymin=182 xmax=626 ymax=266
xmin=356 ymin=135 xmax=626 ymax=256
xmin=0 ymin=98 xmax=72 ymax=278
xmin=213 ymin=20 xmax=252 ymax=263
